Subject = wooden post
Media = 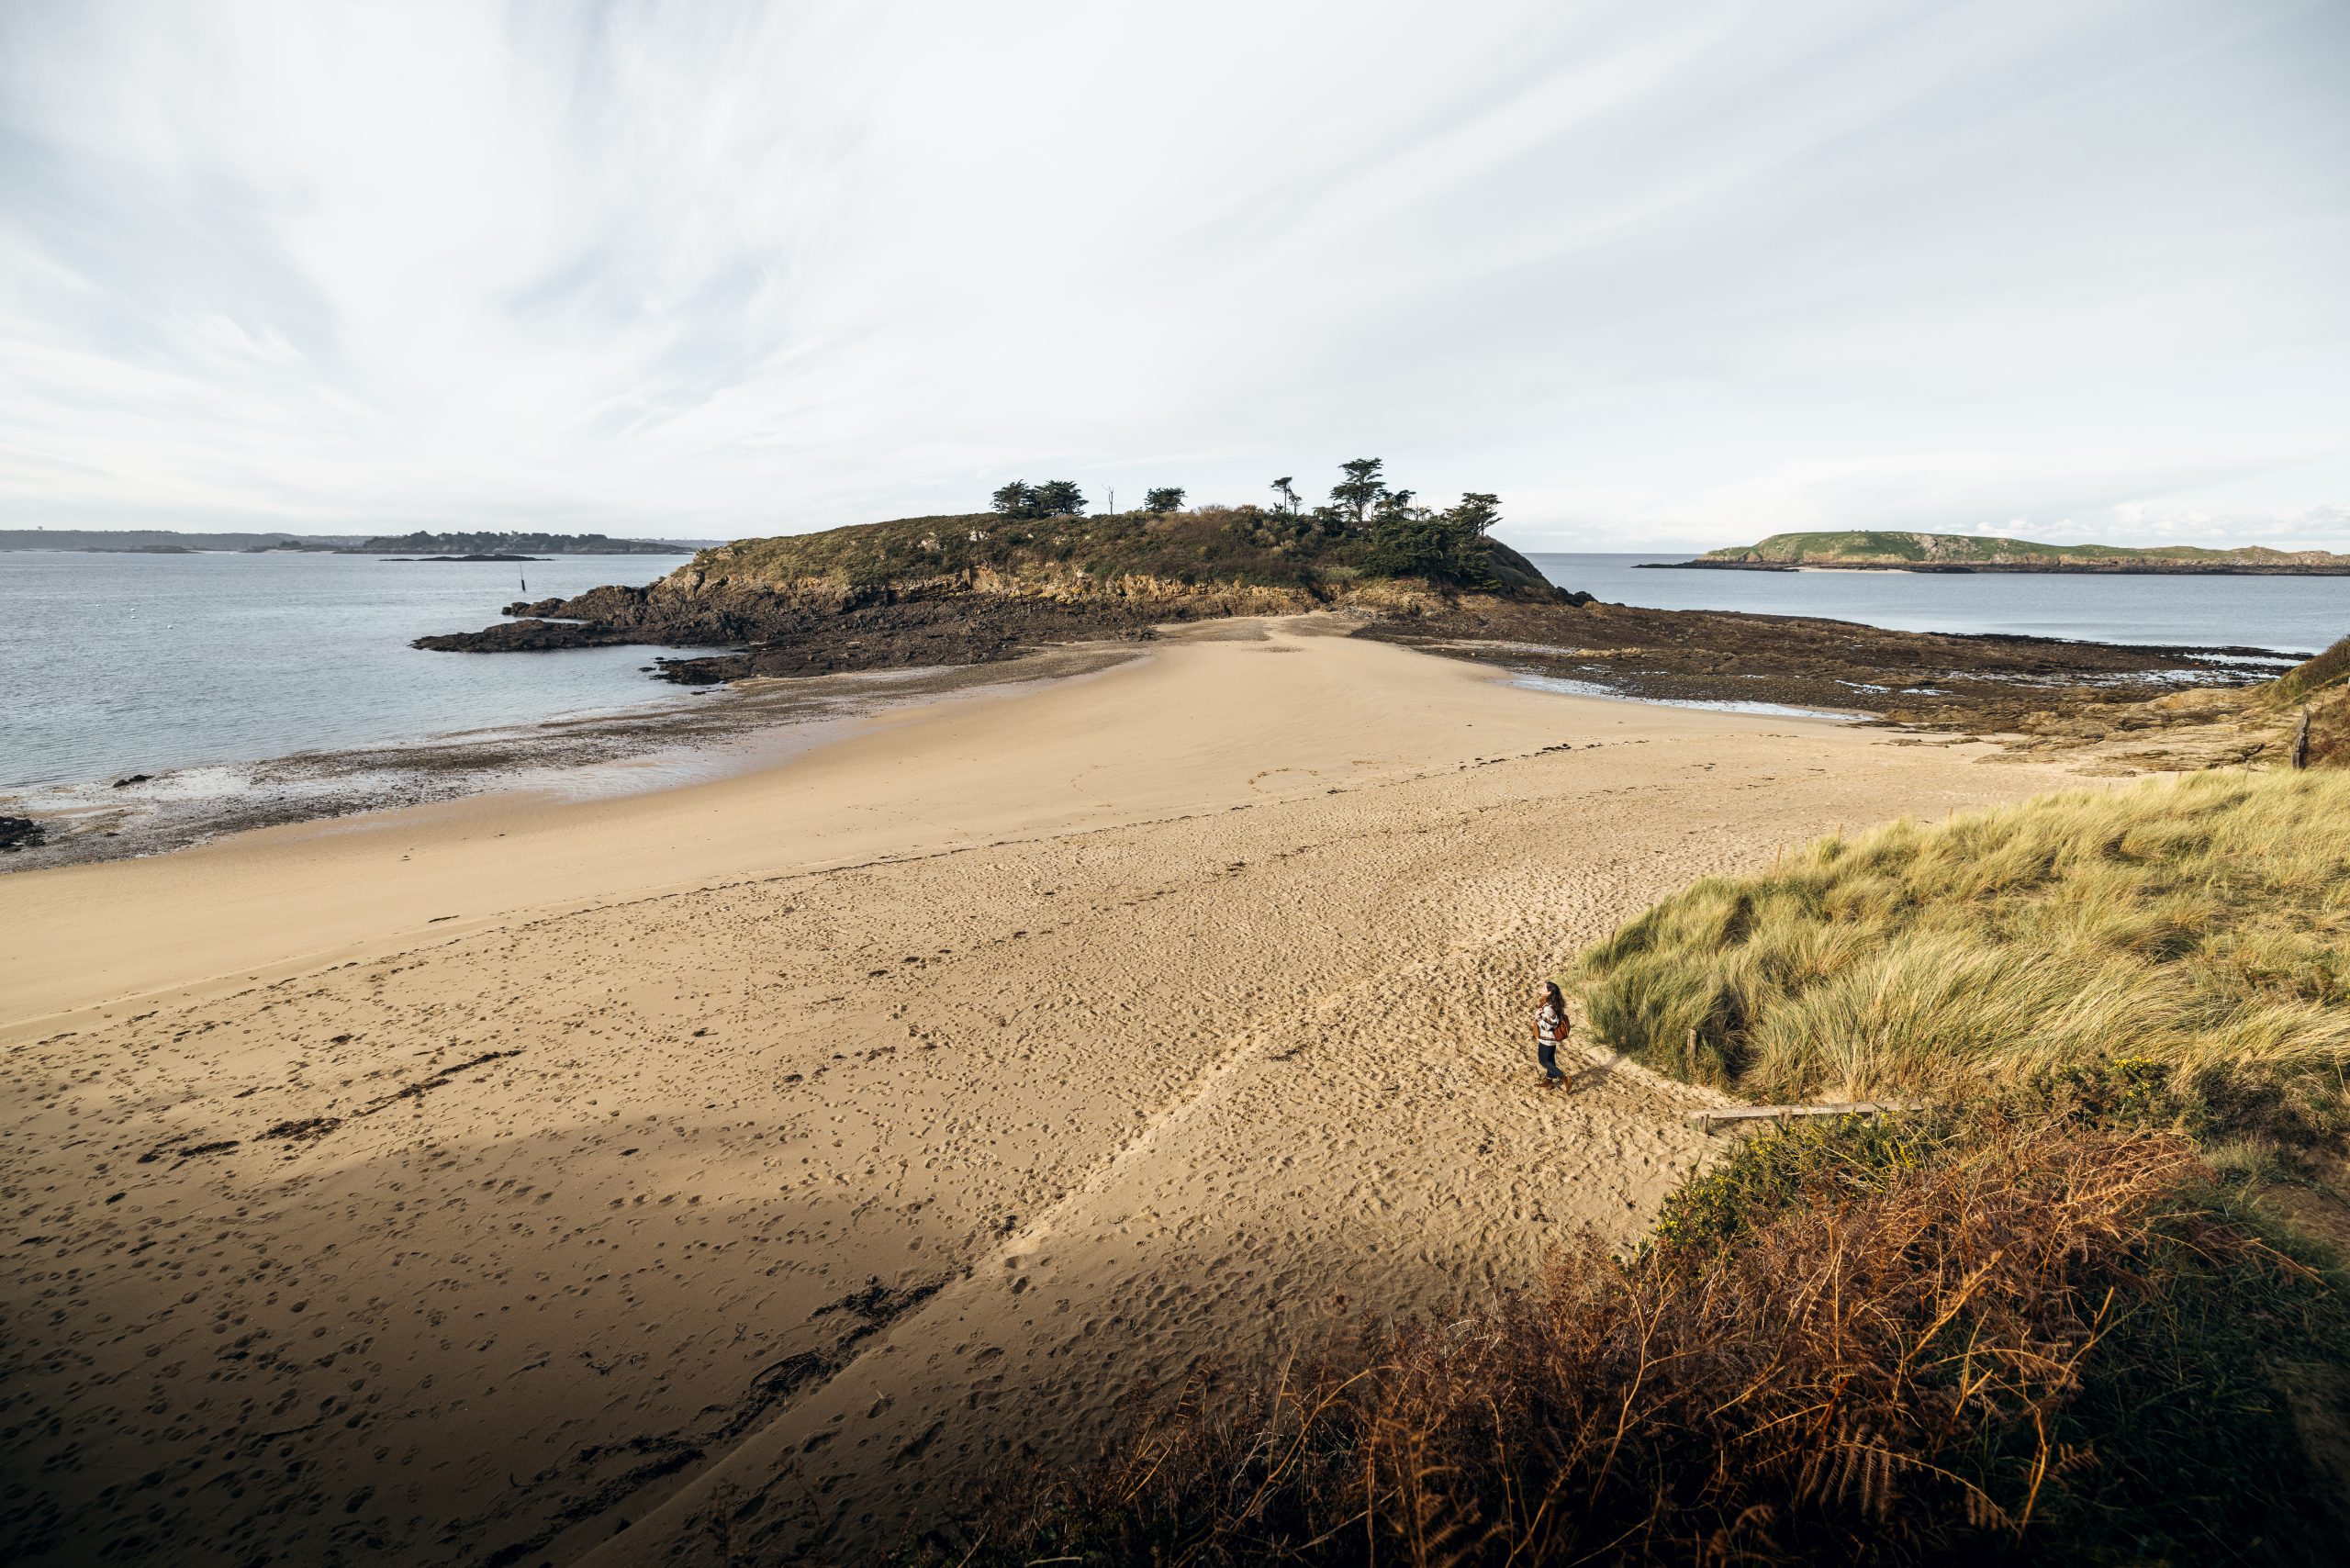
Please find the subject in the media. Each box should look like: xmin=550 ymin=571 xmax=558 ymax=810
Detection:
xmin=2292 ymin=708 xmax=2311 ymax=771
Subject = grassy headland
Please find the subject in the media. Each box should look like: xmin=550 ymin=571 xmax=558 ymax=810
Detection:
xmin=688 ymin=502 xmax=1555 ymax=600
xmin=1686 ymin=530 xmax=2350 ymax=572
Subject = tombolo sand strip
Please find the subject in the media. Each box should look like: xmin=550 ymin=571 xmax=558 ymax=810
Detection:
xmin=0 ymin=620 xmax=2104 ymax=1567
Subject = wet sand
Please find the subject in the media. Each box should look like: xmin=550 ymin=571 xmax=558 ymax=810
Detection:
xmin=0 ymin=618 xmax=2100 ymax=1564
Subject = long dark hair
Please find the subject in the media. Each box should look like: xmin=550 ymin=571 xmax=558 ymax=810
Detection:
xmin=1540 ymin=980 xmax=1565 ymax=1014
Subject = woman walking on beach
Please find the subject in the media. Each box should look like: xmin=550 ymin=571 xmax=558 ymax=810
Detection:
xmin=1534 ymin=980 xmax=1572 ymax=1086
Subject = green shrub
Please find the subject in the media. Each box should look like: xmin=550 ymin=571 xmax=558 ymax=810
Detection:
xmin=1649 ymin=1112 xmax=1939 ymax=1250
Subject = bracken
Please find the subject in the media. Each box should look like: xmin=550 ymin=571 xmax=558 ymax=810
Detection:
xmin=907 ymin=1120 xmax=2348 ymax=1566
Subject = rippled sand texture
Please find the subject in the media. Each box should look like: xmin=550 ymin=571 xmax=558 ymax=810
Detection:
xmin=0 ymin=620 xmax=2095 ymax=1565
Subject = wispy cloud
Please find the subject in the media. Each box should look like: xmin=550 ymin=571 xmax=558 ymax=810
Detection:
xmin=1 ymin=0 xmax=2344 ymax=544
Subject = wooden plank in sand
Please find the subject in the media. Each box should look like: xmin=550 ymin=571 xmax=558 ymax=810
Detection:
xmin=1688 ymin=1101 xmax=1921 ymax=1132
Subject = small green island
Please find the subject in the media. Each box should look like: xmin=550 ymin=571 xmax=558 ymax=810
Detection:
xmin=1659 ymin=530 xmax=2350 ymax=574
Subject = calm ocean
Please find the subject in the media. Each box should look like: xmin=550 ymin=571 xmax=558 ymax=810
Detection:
xmin=1 ymin=548 xmax=2340 ymax=792
xmin=0 ymin=550 xmax=699 ymax=791
xmin=1528 ymin=554 xmax=2344 ymax=654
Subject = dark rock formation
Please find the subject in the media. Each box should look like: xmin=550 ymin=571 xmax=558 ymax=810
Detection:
xmin=414 ymin=618 xmax=642 ymax=653
xmin=418 ymin=578 xmax=1227 ymax=682
xmin=0 ymin=816 xmax=46 ymax=851
xmin=1362 ymin=597 xmax=2282 ymax=734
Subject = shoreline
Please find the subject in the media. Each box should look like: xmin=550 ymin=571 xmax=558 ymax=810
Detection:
xmin=6 ymin=596 xmax=2304 ymax=875
xmin=0 ymin=642 xmax=1143 ymax=872
xmin=6 ymin=602 xmax=2294 ymax=874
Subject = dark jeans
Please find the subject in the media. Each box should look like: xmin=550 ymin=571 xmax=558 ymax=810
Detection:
xmin=1537 ymin=1038 xmax=1565 ymax=1079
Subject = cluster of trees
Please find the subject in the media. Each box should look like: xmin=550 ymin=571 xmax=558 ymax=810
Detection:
xmin=1270 ymin=458 xmax=1504 ymax=588
xmin=990 ymin=479 xmax=1089 ymax=520
xmin=986 ymin=458 xmax=1504 ymax=588
xmin=991 ymin=480 xmax=1190 ymax=518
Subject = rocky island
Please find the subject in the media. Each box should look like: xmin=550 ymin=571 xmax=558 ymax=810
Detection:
xmin=416 ymin=468 xmax=1579 ymax=682
xmin=1654 ymin=529 xmax=2350 ymax=573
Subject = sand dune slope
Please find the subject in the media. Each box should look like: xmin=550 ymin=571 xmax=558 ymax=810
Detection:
xmin=0 ymin=622 xmax=2087 ymax=1565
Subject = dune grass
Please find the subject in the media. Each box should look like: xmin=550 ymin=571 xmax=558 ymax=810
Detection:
xmin=1573 ymin=768 xmax=2350 ymax=1119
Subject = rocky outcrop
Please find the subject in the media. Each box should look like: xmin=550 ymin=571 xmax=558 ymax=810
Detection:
xmin=413 ymin=618 xmax=641 ymax=653
xmin=415 ymin=572 xmax=1312 ymax=683
xmin=1362 ymin=593 xmax=2287 ymax=752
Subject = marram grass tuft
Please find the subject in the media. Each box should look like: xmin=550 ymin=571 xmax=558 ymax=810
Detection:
xmin=1574 ymin=767 xmax=2350 ymax=1108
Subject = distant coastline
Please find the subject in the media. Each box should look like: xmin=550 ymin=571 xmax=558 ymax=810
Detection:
xmin=2 ymin=527 xmax=715 ymax=554
xmin=1650 ymin=529 xmax=2350 ymax=575
xmin=1647 ymin=558 xmax=2350 ymax=576
xmin=377 ymin=553 xmax=546 ymax=563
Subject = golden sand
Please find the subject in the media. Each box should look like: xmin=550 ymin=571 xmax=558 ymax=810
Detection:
xmin=0 ymin=619 xmax=2095 ymax=1564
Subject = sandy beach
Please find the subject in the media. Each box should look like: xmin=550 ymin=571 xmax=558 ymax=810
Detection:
xmin=0 ymin=619 xmax=2098 ymax=1565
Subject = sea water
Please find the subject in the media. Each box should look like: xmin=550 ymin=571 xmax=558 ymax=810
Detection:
xmin=1528 ymin=553 xmax=2344 ymax=655
xmin=0 ymin=550 xmax=694 ymax=790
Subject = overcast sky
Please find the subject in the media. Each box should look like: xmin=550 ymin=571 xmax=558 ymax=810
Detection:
xmin=3 ymin=1 xmax=2344 ymax=549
